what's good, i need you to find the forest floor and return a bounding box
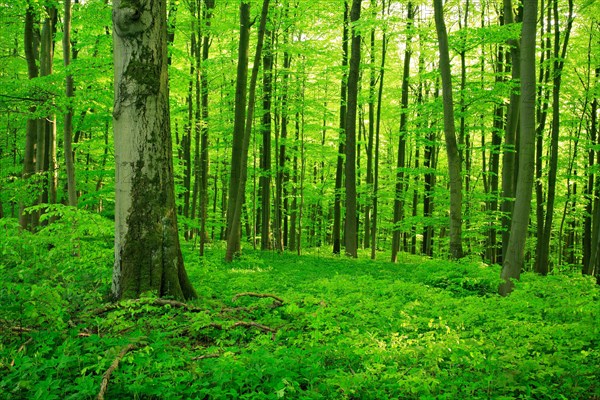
[1,215,599,399]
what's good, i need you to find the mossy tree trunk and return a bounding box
[112,0,196,301]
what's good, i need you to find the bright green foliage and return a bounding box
[1,221,598,399]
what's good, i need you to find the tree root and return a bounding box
[97,343,137,400]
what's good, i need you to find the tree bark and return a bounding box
[499,0,537,296]
[226,0,271,261]
[344,0,362,258]
[370,1,387,260]
[333,1,349,255]
[535,0,573,275]
[199,0,214,256]
[63,0,77,207]
[500,0,522,263]
[391,2,413,263]
[112,0,196,300]
[260,29,273,250]
[433,0,463,259]
[19,1,40,230]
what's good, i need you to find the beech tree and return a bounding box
[434,0,463,259]
[112,0,196,300]
[499,0,537,296]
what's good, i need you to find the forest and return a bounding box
[1,0,599,398]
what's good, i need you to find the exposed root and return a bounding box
[97,343,137,400]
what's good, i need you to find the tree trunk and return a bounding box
[199,0,214,256]
[19,1,40,230]
[63,0,77,207]
[391,2,413,263]
[224,2,251,255]
[333,1,349,255]
[226,0,271,261]
[370,1,387,260]
[112,0,196,300]
[535,0,573,275]
[260,29,273,250]
[344,0,362,258]
[500,0,522,263]
[584,66,599,274]
[433,0,463,259]
[499,0,537,296]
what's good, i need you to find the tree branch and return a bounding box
[97,343,137,400]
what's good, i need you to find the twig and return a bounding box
[231,292,285,304]
[97,343,136,400]
[10,337,33,367]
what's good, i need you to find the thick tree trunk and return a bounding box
[500,0,522,263]
[499,0,537,296]
[344,0,362,258]
[112,0,196,300]
[434,0,463,259]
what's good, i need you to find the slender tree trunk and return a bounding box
[225,2,251,254]
[260,29,273,250]
[434,0,463,259]
[364,0,376,250]
[499,0,537,296]
[582,65,600,275]
[371,0,387,260]
[63,0,77,207]
[112,0,196,300]
[333,1,349,255]
[199,0,214,256]
[20,1,40,230]
[392,2,413,263]
[226,0,271,261]
[535,0,573,275]
[344,0,362,258]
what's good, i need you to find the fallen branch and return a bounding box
[231,292,284,305]
[97,343,136,400]
[10,337,33,367]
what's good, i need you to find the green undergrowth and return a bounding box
[1,215,599,399]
